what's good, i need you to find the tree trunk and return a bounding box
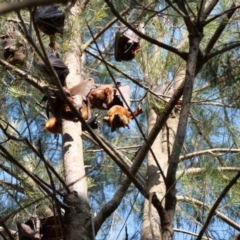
[141,70,184,239]
[62,2,93,239]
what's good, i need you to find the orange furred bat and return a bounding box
[81,100,89,120]
[35,5,65,35]
[44,117,62,134]
[103,105,143,132]
[68,78,131,110]
[88,87,114,109]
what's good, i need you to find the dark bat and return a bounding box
[43,85,80,122]
[103,105,142,132]
[85,114,98,130]
[1,29,27,66]
[114,23,143,62]
[43,85,92,123]
[37,52,69,86]
[35,5,65,35]
[48,52,69,86]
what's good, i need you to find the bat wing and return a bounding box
[48,53,67,69]
[36,6,64,20]
[116,85,130,108]
[69,78,96,97]
[118,23,141,43]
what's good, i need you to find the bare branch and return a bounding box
[84,145,141,153]
[204,5,240,26]
[178,196,240,232]
[174,228,212,240]
[164,0,187,17]
[94,178,131,234]
[202,0,219,22]
[0,180,24,193]
[83,132,146,188]
[0,197,46,224]
[0,58,45,93]
[197,0,206,25]
[197,172,240,240]
[179,148,240,161]
[203,3,236,56]
[130,77,185,185]
[0,161,21,182]
[0,0,68,16]
[177,167,240,177]
[208,41,240,60]
[0,144,56,199]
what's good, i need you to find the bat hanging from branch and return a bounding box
[103,105,143,132]
[42,78,132,133]
[69,78,131,110]
[0,27,27,66]
[43,85,80,122]
[34,5,65,36]
[37,50,69,86]
[42,84,97,132]
[114,22,144,62]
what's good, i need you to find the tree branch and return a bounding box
[197,172,240,239]
[203,3,236,56]
[179,148,240,161]
[165,33,202,223]
[174,228,212,240]
[207,41,240,60]
[178,195,240,232]
[83,132,146,188]
[0,180,24,193]
[204,5,240,26]
[177,167,240,177]
[0,197,46,224]
[0,144,56,199]
[0,0,68,15]
[94,178,132,234]
[0,59,45,93]
[202,0,219,22]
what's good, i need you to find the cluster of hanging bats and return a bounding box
[1,5,143,135]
